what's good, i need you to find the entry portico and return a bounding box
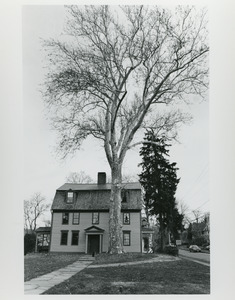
[85,226,105,254]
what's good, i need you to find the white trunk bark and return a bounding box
[108,163,124,254]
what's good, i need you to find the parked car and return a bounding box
[189,245,201,252]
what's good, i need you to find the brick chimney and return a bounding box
[97,172,106,185]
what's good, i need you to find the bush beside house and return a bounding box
[163,245,179,256]
[24,233,36,255]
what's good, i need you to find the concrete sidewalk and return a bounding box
[24,255,95,295]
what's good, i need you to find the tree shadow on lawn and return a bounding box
[43,259,210,294]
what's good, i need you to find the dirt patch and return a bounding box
[93,252,160,265]
[89,254,179,268]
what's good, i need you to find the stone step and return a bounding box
[78,256,95,261]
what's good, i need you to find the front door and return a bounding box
[88,235,100,255]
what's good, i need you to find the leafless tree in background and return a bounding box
[192,209,203,223]
[24,192,50,232]
[178,200,191,227]
[66,171,94,183]
[43,219,51,227]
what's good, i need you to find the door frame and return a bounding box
[87,234,100,255]
[85,233,103,254]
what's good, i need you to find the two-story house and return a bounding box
[50,172,142,254]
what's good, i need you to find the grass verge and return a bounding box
[24,253,82,281]
[43,259,210,294]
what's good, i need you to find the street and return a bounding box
[179,249,210,265]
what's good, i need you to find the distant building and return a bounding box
[35,227,51,252]
[192,216,210,244]
[50,172,146,254]
[142,228,154,252]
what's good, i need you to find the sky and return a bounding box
[22,5,209,226]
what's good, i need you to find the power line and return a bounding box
[195,199,210,210]
[185,180,209,203]
[193,163,209,185]
[180,163,209,202]
[188,212,209,223]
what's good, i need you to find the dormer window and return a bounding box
[67,191,74,203]
[121,190,128,203]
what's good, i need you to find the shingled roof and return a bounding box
[57,182,141,191]
[35,227,51,233]
[51,182,142,211]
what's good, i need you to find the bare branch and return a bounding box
[42,5,208,170]
[24,193,50,231]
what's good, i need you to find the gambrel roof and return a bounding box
[57,182,141,191]
[51,182,142,211]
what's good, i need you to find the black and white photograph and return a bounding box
[1,0,235,299]
[23,4,210,295]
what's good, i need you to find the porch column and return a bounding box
[99,234,102,253]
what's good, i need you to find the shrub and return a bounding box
[154,245,179,256]
[153,244,161,253]
[24,233,36,255]
[163,245,179,256]
[192,236,208,247]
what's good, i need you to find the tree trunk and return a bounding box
[108,163,124,254]
[159,213,165,252]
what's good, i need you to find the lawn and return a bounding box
[24,252,83,281]
[43,258,210,294]
[92,252,160,265]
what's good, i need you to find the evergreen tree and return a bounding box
[169,206,184,242]
[187,223,193,243]
[139,130,181,251]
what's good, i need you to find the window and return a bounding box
[60,231,68,245]
[71,231,79,245]
[73,212,80,225]
[37,233,50,247]
[62,212,69,224]
[123,212,130,225]
[123,231,131,246]
[121,190,128,202]
[92,212,99,224]
[67,191,74,203]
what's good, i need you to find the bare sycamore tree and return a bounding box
[24,193,50,232]
[42,5,209,253]
[66,171,94,183]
